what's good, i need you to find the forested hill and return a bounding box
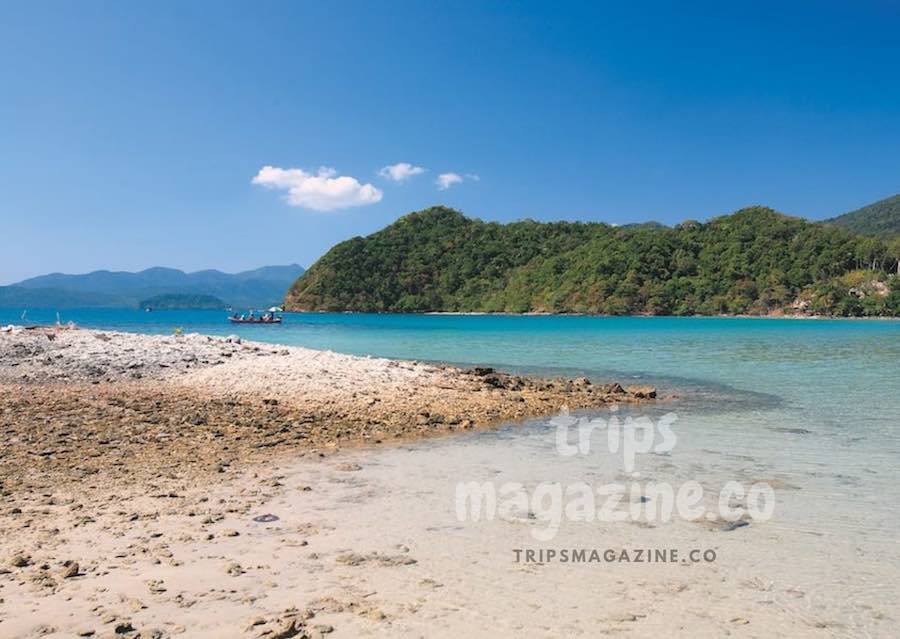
[823,194,900,237]
[285,206,900,317]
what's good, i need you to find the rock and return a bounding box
[252,513,280,523]
[147,579,167,594]
[720,519,750,532]
[625,385,656,399]
[223,529,240,537]
[226,562,244,576]
[269,619,303,639]
[335,552,367,566]
[610,613,638,622]
[114,621,135,634]
[250,616,306,639]
[336,552,416,567]
[60,560,79,578]
[225,335,242,344]
[10,553,30,568]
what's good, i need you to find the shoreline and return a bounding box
[2,326,897,638]
[5,312,900,325]
[415,311,900,321]
[0,326,658,638]
[0,326,654,489]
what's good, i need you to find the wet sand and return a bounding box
[4,426,895,639]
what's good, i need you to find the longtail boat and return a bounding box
[228,315,283,324]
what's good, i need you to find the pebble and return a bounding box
[61,560,79,578]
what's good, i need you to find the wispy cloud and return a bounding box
[379,162,426,183]
[252,165,383,211]
[436,172,479,190]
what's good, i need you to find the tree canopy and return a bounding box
[286,206,900,317]
[824,194,900,237]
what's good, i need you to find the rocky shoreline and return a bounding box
[0,327,657,638]
[1,327,654,490]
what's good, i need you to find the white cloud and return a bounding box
[252,165,383,211]
[379,162,426,182]
[436,172,479,190]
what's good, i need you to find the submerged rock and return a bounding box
[625,385,656,398]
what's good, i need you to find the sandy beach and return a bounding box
[0,327,660,638]
[1,326,898,638]
[2,324,898,639]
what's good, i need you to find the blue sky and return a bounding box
[1,1,899,284]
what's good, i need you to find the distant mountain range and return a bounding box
[823,194,900,237]
[0,265,304,309]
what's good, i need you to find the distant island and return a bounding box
[286,198,900,317]
[0,264,304,309]
[139,293,228,310]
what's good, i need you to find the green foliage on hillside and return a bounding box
[139,293,227,310]
[286,206,900,317]
[824,194,900,237]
